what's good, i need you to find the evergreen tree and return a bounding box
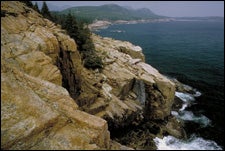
[33,2,40,13]
[53,14,66,26]
[63,13,78,34]
[55,12,103,69]
[63,13,79,43]
[41,1,52,20]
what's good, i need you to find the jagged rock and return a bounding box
[93,35,145,61]
[1,63,110,150]
[1,1,110,150]
[91,34,175,123]
[163,117,187,139]
[87,34,184,150]
[118,45,145,62]
[3,0,84,100]
[1,1,179,150]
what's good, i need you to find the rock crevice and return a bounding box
[56,47,81,99]
[1,2,111,150]
[1,1,183,150]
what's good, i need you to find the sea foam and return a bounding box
[173,91,211,127]
[175,91,195,102]
[172,110,211,127]
[154,135,222,150]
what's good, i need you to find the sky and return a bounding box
[33,1,224,17]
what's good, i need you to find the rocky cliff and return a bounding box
[1,1,180,150]
[1,1,110,150]
[86,34,175,124]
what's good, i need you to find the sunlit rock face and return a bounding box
[1,1,82,99]
[1,1,177,150]
[1,1,110,150]
[87,34,175,127]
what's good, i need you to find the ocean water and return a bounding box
[94,20,224,149]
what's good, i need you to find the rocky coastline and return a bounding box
[88,18,175,31]
[1,1,186,150]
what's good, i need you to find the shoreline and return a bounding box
[88,18,175,31]
[88,17,224,31]
[92,22,224,149]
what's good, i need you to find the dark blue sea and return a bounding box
[94,20,224,149]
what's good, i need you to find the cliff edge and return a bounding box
[1,1,180,150]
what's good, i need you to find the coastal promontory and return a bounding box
[1,1,184,150]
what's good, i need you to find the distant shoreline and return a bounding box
[88,16,224,31]
[88,18,175,31]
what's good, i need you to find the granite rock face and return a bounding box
[1,1,177,150]
[1,64,110,150]
[81,34,176,128]
[88,35,185,150]
[1,1,110,150]
[1,1,82,98]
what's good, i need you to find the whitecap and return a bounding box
[154,135,222,150]
[175,91,195,102]
[179,103,188,111]
[173,91,211,127]
[172,110,211,127]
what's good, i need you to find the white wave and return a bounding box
[171,110,211,127]
[174,91,211,127]
[181,83,202,97]
[179,103,188,111]
[154,135,222,150]
[175,91,200,111]
[175,91,202,111]
[175,92,195,102]
[165,76,202,97]
[167,80,218,150]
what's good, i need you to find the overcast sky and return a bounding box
[33,1,224,17]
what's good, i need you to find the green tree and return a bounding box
[84,52,103,69]
[63,13,78,34]
[33,2,40,13]
[41,1,52,20]
[54,12,103,69]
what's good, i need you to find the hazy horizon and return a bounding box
[32,1,224,17]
